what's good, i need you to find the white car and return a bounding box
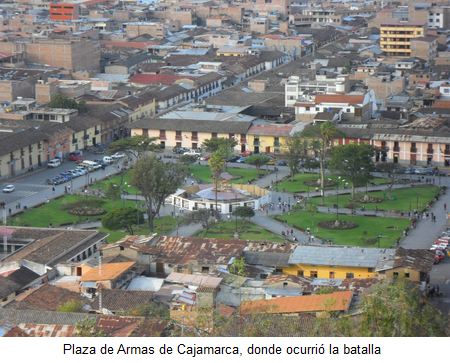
[2,184,15,193]
[111,152,125,159]
[183,150,201,157]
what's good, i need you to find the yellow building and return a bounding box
[380,22,425,56]
[118,92,156,122]
[247,124,295,154]
[282,246,434,283]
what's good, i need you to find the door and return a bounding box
[92,137,96,146]
[254,146,259,154]
[241,144,246,153]
[265,146,271,153]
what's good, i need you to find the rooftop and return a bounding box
[81,262,136,282]
[240,291,353,314]
[288,246,396,269]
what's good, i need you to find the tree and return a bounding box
[229,256,246,276]
[208,151,226,212]
[232,206,255,221]
[75,318,107,337]
[130,155,187,231]
[329,144,374,198]
[108,135,158,159]
[286,134,308,177]
[179,154,198,165]
[301,122,340,201]
[182,209,217,230]
[57,299,84,313]
[104,182,121,200]
[245,154,270,174]
[48,94,87,112]
[317,279,447,337]
[125,303,169,320]
[376,162,401,199]
[102,207,144,235]
[202,137,237,155]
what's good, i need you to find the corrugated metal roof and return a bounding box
[288,246,395,268]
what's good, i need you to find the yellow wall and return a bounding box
[70,126,100,152]
[247,134,288,154]
[380,25,424,54]
[382,267,421,282]
[283,264,377,279]
[0,142,45,178]
[129,100,156,122]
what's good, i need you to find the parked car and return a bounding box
[47,158,62,168]
[103,156,113,164]
[111,152,125,160]
[2,184,15,193]
[68,151,83,162]
[276,160,287,166]
[236,157,247,163]
[173,146,189,154]
[183,150,201,157]
[227,155,240,163]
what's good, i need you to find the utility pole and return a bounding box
[3,207,7,257]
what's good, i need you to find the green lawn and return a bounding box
[91,172,140,195]
[100,216,176,243]
[275,211,409,248]
[275,173,389,193]
[195,221,284,242]
[189,165,267,184]
[9,194,176,243]
[308,185,440,212]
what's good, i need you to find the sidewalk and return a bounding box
[251,213,323,245]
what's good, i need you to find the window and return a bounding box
[211,132,217,139]
[346,272,354,279]
[404,272,410,278]
[368,268,374,273]
[283,282,288,287]
[191,131,198,141]
[202,266,210,273]
[393,272,399,278]
[175,130,182,140]
[309,271,318,278]
[297,270,304,277]
[329,271,335,279]
[315,107,320,111]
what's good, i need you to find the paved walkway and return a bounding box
[251,213,324,245]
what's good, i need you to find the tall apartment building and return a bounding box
[380,22,425,56]
[49,3,79,21]
[25,38,100,72]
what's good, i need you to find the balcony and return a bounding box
[427,148,434,154]
[410,147,417,153]
[159,135,166,141]
[175,135,182,141]
[191,136,198,141]
[253,140,260,146]
[274,141,281,147]
[393,146,400,152]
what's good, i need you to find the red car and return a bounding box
[68,151,83,162]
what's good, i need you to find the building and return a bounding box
[0,227,107,269]
[101,234,248,276]
[380,22,425,57]
[123,22,167,39]
[283,246,395,280]
[410,36,438,61]
[49,3,79,21]
[282,245,433,282]
[80,262,137,297]
[130,104,254,152]
[240,290,353,316]
[294,93,374,122]
[246,124,297,154]
[285,75,349,107]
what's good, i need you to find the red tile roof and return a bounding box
[240,291,353,314]
[434,100,450,109]
[129,73,193,85]
[315,94,365,105]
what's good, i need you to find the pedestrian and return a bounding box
[311,235,315,243]
[290,228,294,236]
[445,203,447,211]
[8,208,11,214]
[52,186,55,192]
